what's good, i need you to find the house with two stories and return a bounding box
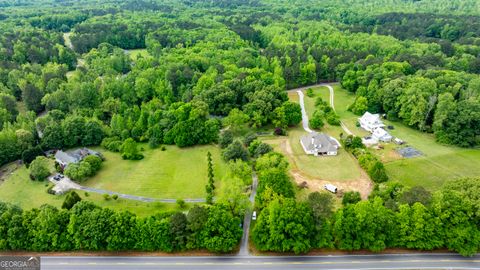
[359,112,393,144]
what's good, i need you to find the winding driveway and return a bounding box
[51,176,205,203]
[289,83,353,135]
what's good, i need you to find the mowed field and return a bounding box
[83,144,228,199]
[0,162,183,217]
[327,84,480,190]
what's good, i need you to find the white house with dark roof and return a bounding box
[300,132,340,156]
[358,112,385,132]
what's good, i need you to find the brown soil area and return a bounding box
[269,138,373,199]
[0,161,21,182]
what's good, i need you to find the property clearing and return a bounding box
[328,85,480,190]
[83,144,228,199]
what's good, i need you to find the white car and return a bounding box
[252,211,257,220]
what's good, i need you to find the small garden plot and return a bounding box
[396,146,423,158]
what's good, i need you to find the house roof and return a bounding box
[301,132,339,153]
[359,112,383,125]
[54,150,80,165]
[54,148,101,165]
[373,128,392,138]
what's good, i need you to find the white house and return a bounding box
[300,132,339,156]
[358,112,385,132]
[372,127,393,142]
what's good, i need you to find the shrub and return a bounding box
[101,137,122,152]
[46,185,56,195]
[64,161,92,181]
[177,199,186,209]
[62,191,82,209]
[342,191,361,205]
[112,194,118,200]
[103,194,111,200]
[309,112,324,130]
[83,155,102,172]
[306,88,314,97]
[29,156,50,181]
[274,127,284,136]
[222,140,248,161]
[326,111,341,126]
[243,132,258,147]
[219,130,234,149]
[120,138,144,160]
[22,146,44,166]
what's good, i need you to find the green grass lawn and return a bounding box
[0,144,225,216]
[83,144,228,199]
[381,120,480,190]
[328,85,480,190]
[285,127,362,181]
[269,89,363,182]
[303,86,369,138]
[0,163,183,217]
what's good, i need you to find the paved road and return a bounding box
[41,253,480,270]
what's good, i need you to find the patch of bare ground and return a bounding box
[268,138,373,199]
[0,161,21,182]
[291,169,373,200]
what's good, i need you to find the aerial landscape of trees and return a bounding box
[0,0,478,255]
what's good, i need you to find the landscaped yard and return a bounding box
[0,162,181,217]
[83,144,228,199]
[327,85,480,190]
[264,88,364,183]
[381,120,480,190]
[0,144,227,216]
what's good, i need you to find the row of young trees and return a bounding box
[252,152,480,256]
[0,201,242,253]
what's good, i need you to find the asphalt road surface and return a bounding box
[41,253,480,270]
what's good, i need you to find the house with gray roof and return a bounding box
[55,148,102,170]
[300,132,340,156]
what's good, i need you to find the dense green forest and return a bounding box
[0,0,479,255]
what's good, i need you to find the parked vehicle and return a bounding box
[324,184,338,193]
[252,211,257,220]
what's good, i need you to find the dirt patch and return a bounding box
[291,169,373,200]
[264,137,373,199]
[0,161,21,182]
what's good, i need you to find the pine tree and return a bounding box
[205,151,215,204]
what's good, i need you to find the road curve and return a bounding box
[41,253,480,270]
[288,83,353,135]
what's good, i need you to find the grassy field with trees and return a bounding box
[0,0,479,255]
[83,145,228,199]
